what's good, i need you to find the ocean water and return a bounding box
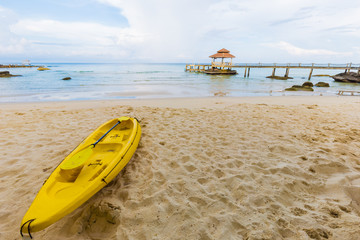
[0,63,359,103]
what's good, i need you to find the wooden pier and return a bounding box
[185,64,212,72]
[187,48,238,75]
[185,63,360,80]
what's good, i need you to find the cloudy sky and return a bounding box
[1,0,359,63]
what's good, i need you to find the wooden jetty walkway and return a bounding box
[185,63,360,80]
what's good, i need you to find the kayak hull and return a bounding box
[21,117,141,235]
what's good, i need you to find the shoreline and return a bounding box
[1,95,360,239]
[1,95,360,110]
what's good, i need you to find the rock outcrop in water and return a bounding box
[285,85,314,92]
[285,82,314,91]
[332,72,360,83]
[302,82,313,87]
[0,71,21,77]
[266,75,293,80]
[315,82,330,87]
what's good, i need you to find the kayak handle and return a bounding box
[20,218,35,239]
[91,121,121,148]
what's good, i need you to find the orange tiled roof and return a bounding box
[209,48,235,58]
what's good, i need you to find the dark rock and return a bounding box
[302,82,314,87]
[332,72,360,83]
[62,77,72,80]
[285,85,314,91]
[301,86,314,91]
[0,71,21,77]
[315,82,330,87]
[0,71,10,76]
[266,75,293,80]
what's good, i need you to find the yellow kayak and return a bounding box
[20,117,141,238]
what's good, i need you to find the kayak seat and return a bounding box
[59,147,93,182]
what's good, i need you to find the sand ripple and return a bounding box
[1,98,360,239]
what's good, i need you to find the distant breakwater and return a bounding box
[0,64,41,68]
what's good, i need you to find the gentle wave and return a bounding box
[0,63,358,102]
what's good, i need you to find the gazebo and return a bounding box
[204,48,237,74]
[209,48,235,69]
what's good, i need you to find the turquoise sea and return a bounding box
[0,63,359,103]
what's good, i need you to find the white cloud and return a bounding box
[0,38,28,54]
[265,41,352,56]
[3,17,149,60]
[11,19,145,47]
[1,1,360,62]
[94,0,360,62]
[0,7,28,54]
[96,0,215,61]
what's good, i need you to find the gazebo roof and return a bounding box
[209,48,235,58]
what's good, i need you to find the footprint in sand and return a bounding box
[344,175,360,213]
[65,201,121,238]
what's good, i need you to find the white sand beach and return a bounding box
[1,96,360,239]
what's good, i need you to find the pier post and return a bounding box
[247,68,250,77]
[308,68,313,80]
[272,68,276,77]
[308,63,314,80]
[244,68,247,77]
[284,68,290,78]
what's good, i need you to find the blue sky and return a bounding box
[1,0,128,27]
[1,0,360,63]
